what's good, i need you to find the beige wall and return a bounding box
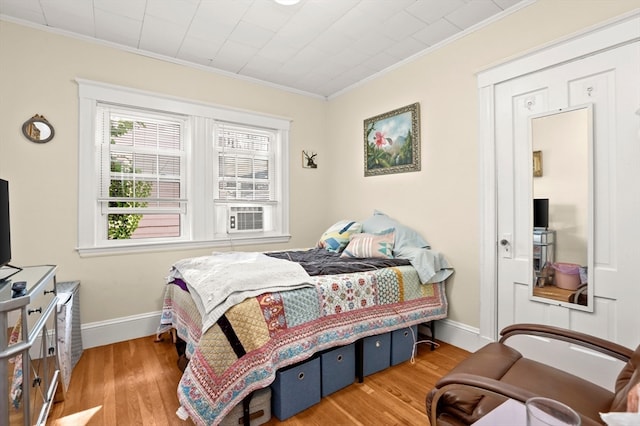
[0,21,329,323]
[325,1,638,327]
[533,109,589,266]
[0,0,637,331]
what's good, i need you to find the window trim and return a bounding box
[76,78,291,256]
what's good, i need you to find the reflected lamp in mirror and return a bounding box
[22,114,54,143]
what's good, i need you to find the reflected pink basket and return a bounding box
[552,262,581,290]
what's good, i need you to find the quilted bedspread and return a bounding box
[160,263,448,425]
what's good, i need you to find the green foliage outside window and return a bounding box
[108,121,152,239]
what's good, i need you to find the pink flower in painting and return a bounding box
[374,131,393,148]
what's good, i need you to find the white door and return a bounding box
[494,41,640,389]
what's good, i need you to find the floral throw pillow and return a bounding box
[317,220,363,253]
[341,228,395,259]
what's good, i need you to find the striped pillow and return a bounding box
[341,228,395,259]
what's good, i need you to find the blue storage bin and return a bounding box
[362,332,391,376]
[391,325,417,366]
[271,356,321,420]
[321,343,355,397]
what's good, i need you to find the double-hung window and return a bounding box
[77,79,290,255]
[212,123,275,234]
[98,105,186,241]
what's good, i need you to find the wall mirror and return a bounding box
[529,104,594,312]
[22,114,55,143]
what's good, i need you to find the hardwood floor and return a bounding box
[48,335,470,425]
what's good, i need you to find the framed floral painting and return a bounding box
[364,102,421,176]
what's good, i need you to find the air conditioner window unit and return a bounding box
[228,206,263,233]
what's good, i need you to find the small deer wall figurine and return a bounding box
[303,150,317,168]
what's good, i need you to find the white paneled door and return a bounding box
[493,40,640,390]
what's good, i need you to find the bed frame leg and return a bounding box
[356,339,364,383]
[241,392,254,426]
[419,321,436,350]
[430,321,436,350]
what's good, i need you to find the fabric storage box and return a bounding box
[362,332,391,376]
[391,325,417,366]
[220,387,271,426]
[321,343,355,397]
[271,356,321,420]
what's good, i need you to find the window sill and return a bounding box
[77,234,292,257]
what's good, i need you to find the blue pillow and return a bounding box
[362,210,430,252]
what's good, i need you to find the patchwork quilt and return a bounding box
[160,259,448,425]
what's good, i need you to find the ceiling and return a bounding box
[0,0,528,98]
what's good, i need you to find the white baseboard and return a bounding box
[71,312,490,353]
[432,318,494,353]
[29,311,162,359]
[81,311,163,349]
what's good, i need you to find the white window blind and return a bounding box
[215,123,273,202]
[97,104,186,239]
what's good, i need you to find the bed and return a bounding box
[158,213,453,425]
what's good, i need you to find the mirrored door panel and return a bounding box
[529,104,593,310]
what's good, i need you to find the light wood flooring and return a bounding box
[48,335,470,425]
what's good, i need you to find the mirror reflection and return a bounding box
[530,105,592,309]
[22,114,54,143]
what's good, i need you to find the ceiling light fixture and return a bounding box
[274,0,300,5]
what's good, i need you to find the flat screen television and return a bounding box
[534,198,549,229]
[0,178,10,268]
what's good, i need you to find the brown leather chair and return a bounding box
[427,323,639,426]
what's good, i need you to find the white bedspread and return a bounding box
[170,252,312,333]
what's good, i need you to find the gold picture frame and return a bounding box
[533,150,543,177]
[364,103,420,176]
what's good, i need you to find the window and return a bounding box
[99,106,186,241]
[77,79,290,255]
[215,123,272,202]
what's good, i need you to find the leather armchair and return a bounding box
[426,324,639,426]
